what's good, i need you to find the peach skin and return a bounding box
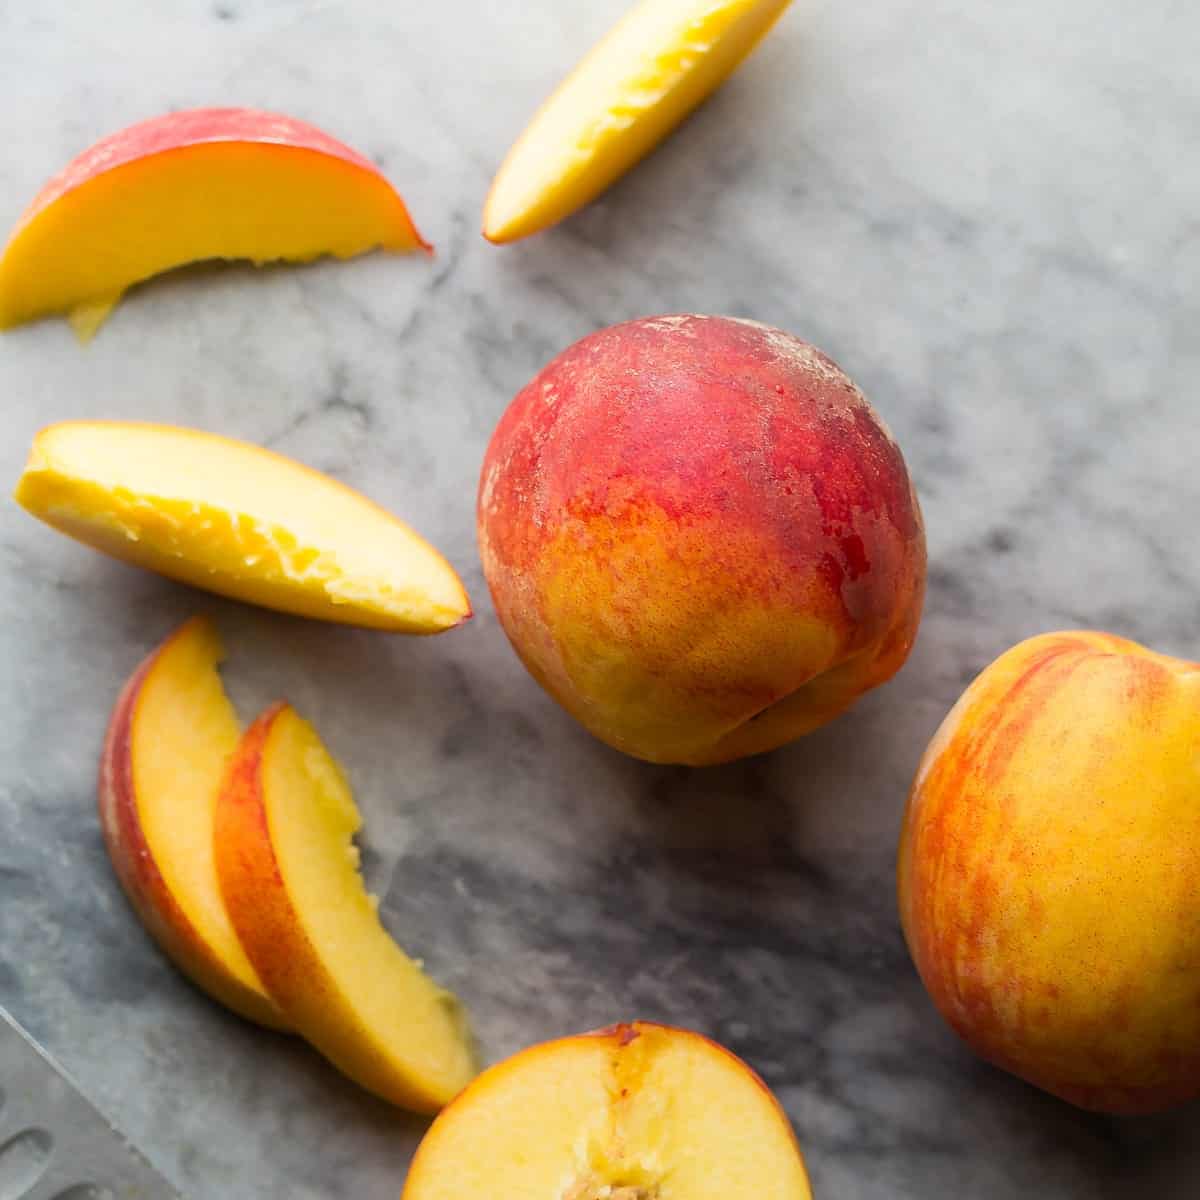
[215,703,476,1112]
[478,314,926,765]
[403,1021,813,1200]
[98,617,287,1029]
[898,631,1200,1113]
[0,107,429,338]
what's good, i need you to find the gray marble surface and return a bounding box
[1,1,1197,1197]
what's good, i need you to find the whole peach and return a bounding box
[898,631,1200,1112]
[477,314,926,765]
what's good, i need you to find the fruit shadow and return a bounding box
[184,1000,434,1174]
[925,1049,1200,1200]
[74,248,423,338]
[98,256,291,316]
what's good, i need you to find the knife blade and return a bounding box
[0,1003,182,1199]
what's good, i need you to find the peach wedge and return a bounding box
[215,703,476,1112]
[483,0,792,243]
[15,421,470,633]
[0,107,429,338]
[99,617,286,1028]
[403,1022,813,1200]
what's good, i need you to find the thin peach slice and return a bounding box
[99,617,287,1029]
[214,703,477,1112]
[403,1021,813,1200]
[483,0,793,243]
[0,107,430,338]
[15,421,471,633]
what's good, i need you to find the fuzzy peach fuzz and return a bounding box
[478,315,926,765]
[899,631,1200,1113]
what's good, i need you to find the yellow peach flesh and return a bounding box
[484,0,793,242]
[134,622,256,985]
[15,421,470,633]
[99,617,285,1028]
[0,110,428,335]
[403,1023,812,1200]
[216,704,476,1111]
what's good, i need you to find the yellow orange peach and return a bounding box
[898,631,1200,1113]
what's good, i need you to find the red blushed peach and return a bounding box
[477,314,926,765]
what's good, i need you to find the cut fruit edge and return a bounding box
[98,618,288,1029]
[404,1021,813,1200]
[483,0,794,242]
[15,421,472,633]
[215,702,477,1112]
[1,108,431,336]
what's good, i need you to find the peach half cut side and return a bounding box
[0,106,430,338]
[403,1021,813,1200]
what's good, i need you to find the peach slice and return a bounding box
[14,421,471,633]
[404,1021,813,1200]
[483,0,793,243]
[214,703,476,1112]
[0,107,430,338]
[98,617,286,1029]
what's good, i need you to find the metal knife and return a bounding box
[0,1003,182,1198]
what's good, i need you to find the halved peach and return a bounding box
[99,617,286,1029]
[214,703,476,1112]
[484,0,793,243]
[403,1021,813,1200]
[0,107,430,337]
[15,421,471,633]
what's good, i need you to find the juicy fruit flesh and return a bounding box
[406,1025,811,1200]
[567,1186,654,1200]
[0,140,421,331]
[485,0,792,241]
[132,620,266,998]
[263,708,475,1101]
[15,421,468,632]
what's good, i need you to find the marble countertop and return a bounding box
[1,2,1197,1197]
